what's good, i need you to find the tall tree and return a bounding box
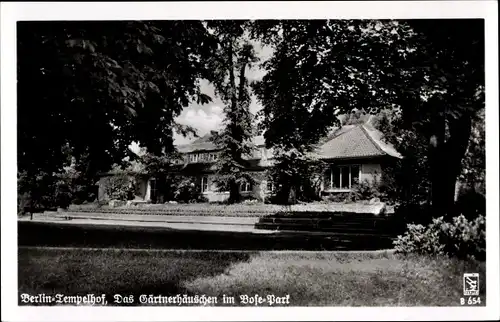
[207,21,258,203]
[252,19,484,217]
[251,21,327,203]
[18,21,216,207]
[407,20,484,219]
[370,109,434,223]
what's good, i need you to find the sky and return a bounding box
[130,41,273,154]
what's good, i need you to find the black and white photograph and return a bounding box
[1,1,498,321]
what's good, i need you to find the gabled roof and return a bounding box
[171,158,268,173]
[175,124,401,160]
[315,124,402,160]
[176,134,216,153]
[361,123,402,159]
[176,134,266,154]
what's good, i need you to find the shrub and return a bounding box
[173,177,206,203]
[104,174,136,201]
[18,192,32,215]
[394,215,485,260]
[347,177,397,204]
[242,198,259,205]
[322,192,350,203]
[347,179,381,202]
[268,150,324,205]
[454,187,485,220]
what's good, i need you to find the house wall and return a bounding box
[200,171,268,202]
[98,162,385,203]
[193,162,384,200]
[320,161,383,194]
[201,174,228,203]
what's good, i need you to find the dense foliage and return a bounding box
[251,19,484,218]
[370,101,486,223]
[18,20,485,220]
[171,177,208,203]
[18,21,216,210]
[104,174,137,201]
[394,215,486,260]
[265,148,325,204]
[18,163,98,213]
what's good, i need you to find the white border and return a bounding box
[1,1,498,321]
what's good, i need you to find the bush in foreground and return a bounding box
[393,215,485,260]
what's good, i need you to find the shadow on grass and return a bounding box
[18,221,395,250]
[18,248,254,306]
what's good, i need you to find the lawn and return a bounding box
[18,248,486,306]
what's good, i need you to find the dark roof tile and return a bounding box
[175,124,401,160]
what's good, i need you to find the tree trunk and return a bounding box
[275,173,298,205]
[428,97,448,219]
[228,179,240,204]
[276,184,291,205]
[429,107,473,219]
[443,112,473,218]
[276,187,295,205]
[226,38,242,204]
[288,186,297,204]
[237,59,247,105]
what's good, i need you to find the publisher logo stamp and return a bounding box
[463,273,479,296]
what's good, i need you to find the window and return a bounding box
[341,166,350,189]
[324,165,360,190]
[189,153,198,163]
[201,176,209,193]
[240,180,252,192]
[266,180,275,192]
[351,165,360,185]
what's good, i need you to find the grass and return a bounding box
[18,248,486,306]
[18,248,252,306]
